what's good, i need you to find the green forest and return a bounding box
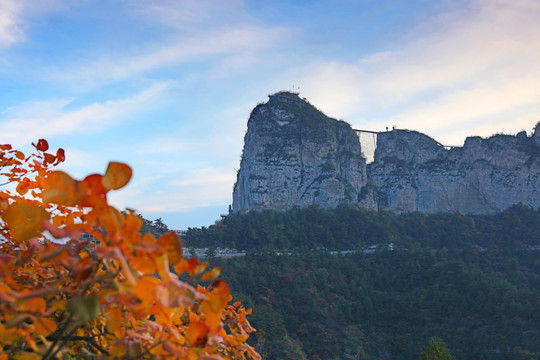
[180,205,540,360]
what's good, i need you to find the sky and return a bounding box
[1,0,540,230]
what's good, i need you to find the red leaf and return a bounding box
[36,139,49,152]
[55,148,65,163]
[43,153,55,165]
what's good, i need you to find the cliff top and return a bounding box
[269,91,301,100]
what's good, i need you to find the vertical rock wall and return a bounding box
[368,128,540,214]
[232,92,368,212]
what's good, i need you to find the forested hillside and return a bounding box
[184,206,540,359]
[183,204,539,252]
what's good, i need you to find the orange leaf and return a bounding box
[162,341,187,357]
[154,278,196,308]
[15,151,25,160]
[201,267,221,281]
[158,231,183,265]
[36,139,48,152]
[174,258,189,275]
[21,297,46,314]
[132,255,159,276]
[80,174,109,208]
[0,283,18,303]
[134,276,160,302]
[3,201,50,243]
[41,171,80,206]
[106,307,123,333]
[102,162,132,190]
[15,178,32,195]
[41,220,83,240]
[193,261,208,277]
[34,317,57,336]
[185,321,209,347]
[199,281,230,331]
[182,258,207,277]
[189,312,200,323]
[210,280,230,310]
[81,174,107,197]
[124,211,143,235]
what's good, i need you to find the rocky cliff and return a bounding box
[232,91,367,212]
[233,91,540,214]
[369,128,540,214]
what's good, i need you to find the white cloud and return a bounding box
[131,0,247,30]
[293,0,540,144]
[0,82,169,146]
[47,25,290,90]
[169,167,235,187]
[0,0,23,48]
[0,0,67,49]
[108,167,235,213]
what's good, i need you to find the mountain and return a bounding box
[233,91,369,212]
[233,91,540,214]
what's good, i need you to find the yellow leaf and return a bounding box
[102,162,132,190]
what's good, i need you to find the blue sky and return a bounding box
[1,0,539,229]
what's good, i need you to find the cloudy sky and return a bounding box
[1,0,539,229]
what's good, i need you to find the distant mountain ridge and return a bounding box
[232,91,540,214]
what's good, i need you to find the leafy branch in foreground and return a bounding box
[0,140,260,359]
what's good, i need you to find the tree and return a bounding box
[0,140,260,359]
[418,337,455,360]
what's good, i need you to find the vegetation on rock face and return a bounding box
[0,140,259,359]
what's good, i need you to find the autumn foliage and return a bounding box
[0,140,260,359]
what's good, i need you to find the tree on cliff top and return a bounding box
[0,140,260,359]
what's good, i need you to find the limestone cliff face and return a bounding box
[368,128,540,214]
[233,91,540,215]
[232,92,367,212]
